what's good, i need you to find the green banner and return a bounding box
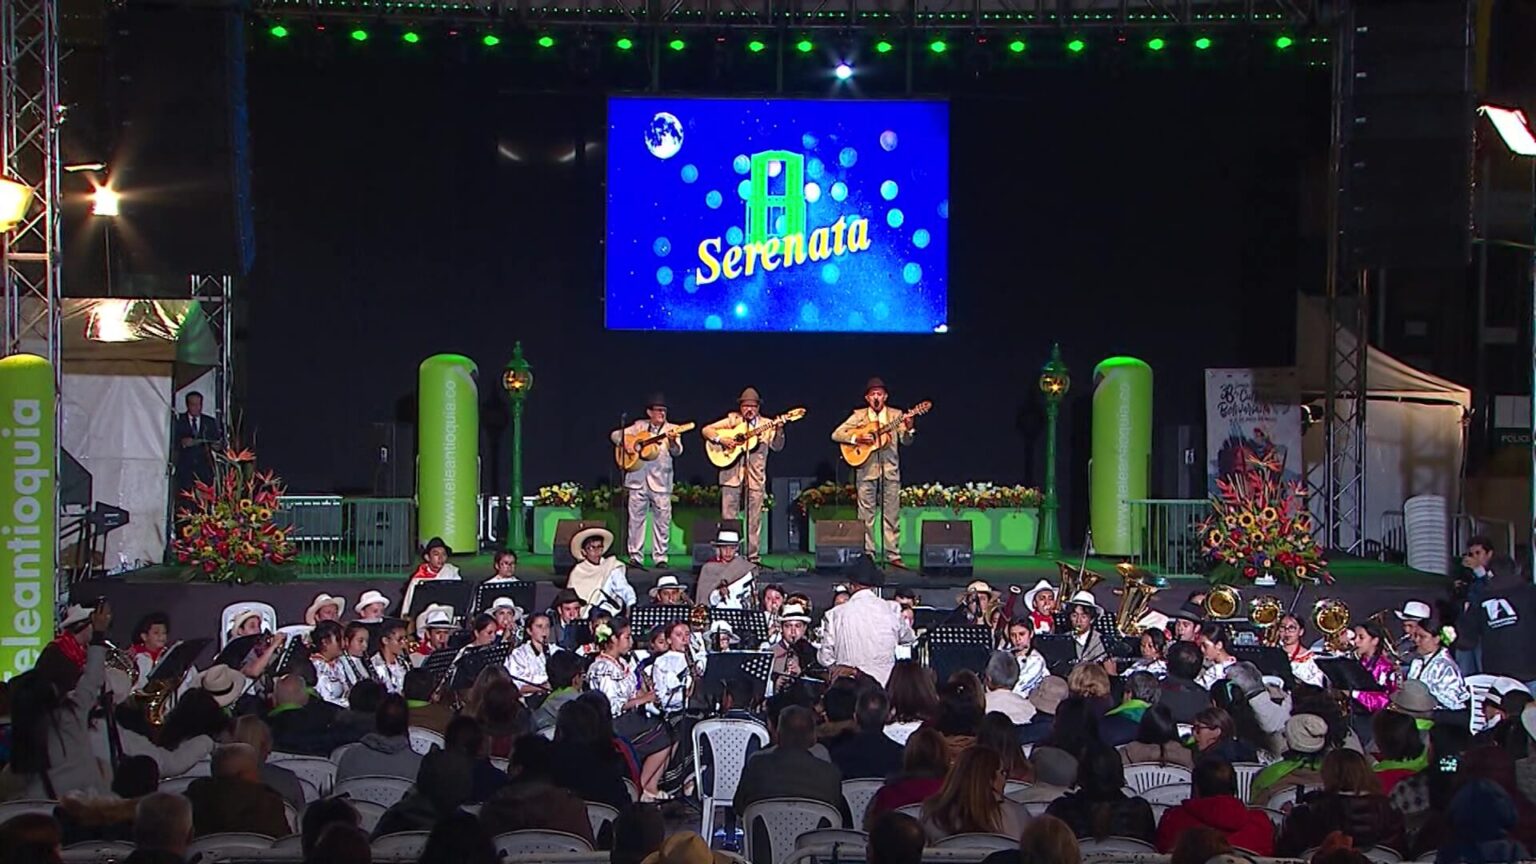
[417,354,479,552]
[0,354,55,678]
[1090,356,1153,556]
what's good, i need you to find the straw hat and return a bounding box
[1286,714,1330,754]
[570,526,615,560]
[780,603,812,624]
[649,574,685,599]
[1066,590,1101,614]
[60,604,94,631]
[1390,680,1438,719]
[197,665,248,709]
[304,593,345,627]
[414,603,456,636]
[354,590,391,616]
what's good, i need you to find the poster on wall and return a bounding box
[1204,368,1303,495]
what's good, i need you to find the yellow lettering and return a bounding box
[695,238,723,286]
[847,218,870,252]
[743,242,764,276]
[809,227,831,261]
[782,233,807,266]
[722,246,744,280]
[832,216,847,255]
[761,238,782,271]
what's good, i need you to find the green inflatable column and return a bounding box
[0,354,56,678]
[1089,357,1153,556]
[418,355,480,553]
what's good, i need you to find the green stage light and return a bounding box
[747,40,766,53]
[1066,37,1086,53]
[533,35,553,48]
[1193,36,1212,50]
[349,28,368,42]
[796,39,813,52]
[928,39,947,54]
[875,40,894,53]
[1146,36,1165,51]
[268,24,289,38]
[615,36,634,50]
[1008,39,1026,53]
[402,30,420,43]
[1274,34,1294,49]
[668,38,686,51]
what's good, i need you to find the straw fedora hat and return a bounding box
[570,526,615,560]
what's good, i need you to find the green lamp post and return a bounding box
[1038,343,1070,556]
[501,342,534,550]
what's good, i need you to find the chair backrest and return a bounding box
[270,753,338,797]
[283,801,298,835]
[1261,808,1286,829]
[491,756,510,773]
[271,835,305,851]
[172,759,213,779]
[1022,801,1049,818]
[371,831,432,856]
[352,800,386,834]
[931,833,1019,850]
[1147,802,1169,823]
[158,776,198,795]
[693,718,771,802]
[585,801,620,844]
[187,832,280,861]
[741,798,844,864]
[1362,847,1404,863]
[795,829,870,850]
[841,779,883,828]
[1138,783,1190,806]
[60,840,135,863]
[335,774,415,808]
[537,725,557,740]
[1266,783,1307,810]
[220,602,278,649]
[329,743,355,764]
[1123,762,1192,794]
[895,803,925,820]
[1077,836,1158,853]
[492,830,595,855]
[1232,762,1264,804]
[623,777,640,803]
[0,800,59,824]
[296,776,320,804]
[1002,780,1030,798]
[408,726,444,755]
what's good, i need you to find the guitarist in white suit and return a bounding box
[703,387,784,562]
[610,393,684,567]
[831,378,916,567]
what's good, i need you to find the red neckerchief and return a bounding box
[411,562,442,580]
[52,632,87,669]
[1030,611,1055,634]
[130,644,166,663]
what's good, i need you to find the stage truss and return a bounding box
[190,274,236,425]
[1,0,60,367]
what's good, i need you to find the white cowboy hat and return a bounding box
[1137,610,1171,632]
[228,607,265,634]
[483,596,520,616]
[780,603,812,624]
[1066,590,1101,614]
[1023,579,1057,610]
[964,580,996,595]
[570,526,615,560]
[649,574,684,598]
[304,594,345,627]
[1395,600,1433,622]
[707,620,740,644]
[60,604,94,631]
[354,590,391,616]
[712,529,742,546]
[415,603,456,636]
[832,584,851,595]
[197,664,248,709]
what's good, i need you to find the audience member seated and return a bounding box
[983,651,1035,725]
[929,672,986,766]
[336,694,422,783]
[1017,815,1080,864]
[1018,676,1068,746]
[230,716,306,812]
[1154,757,1274,855]
[868,810,926,864]
[1371,708,1427,795]
[305,823,371,864]
[918,746,1030,841]
[267,673,339,756]
[57,755,157,845]
[124,793,194,864]
[735,704,849,823]
[642,832,733,864]
[1518,705,1536,808]
[883,661,939,745]
[374,718,486,836]
[1013,734,1077,805]
[418,810,497,864]
[1045,743,1156,843]
[330,680,384,743]
[185,743,290,838]
[117,689,225,780]
[1208,678,1279,760]
[1392,723,1469,851]
[1252,713,1333,806]
[828,686,904,780]
[818,682,859,746]
[978,712,1033,783]
[1191,706,1257,765]
[1029,696,1101,788]
[543,696,631,810]
[1276,749,1404,857]
[1412,744,1536,857]
[533,651,586,733]
[1436,778,1531,864]
[1120,704,1194,768]
[1099,672,1159,748]
[299,797,360,857]
[867,727,949,827]
[1169,826,1234,864]
[0,812,64,864]
[480,734,594,844]
[1159,641,1211,724]
[474,679,529,758]
[1065,664,1114,720]
[404,668,453,735]
[611,803,666,864]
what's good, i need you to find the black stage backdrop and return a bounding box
[243,47,1328,538]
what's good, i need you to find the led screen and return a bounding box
[605,96,949,332]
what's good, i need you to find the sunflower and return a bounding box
[1260,507,1278,523]
[1207,529,1225,545]
[1238,513,1257,529]
[1225,516,1238,528]
[1296,565,1308,578]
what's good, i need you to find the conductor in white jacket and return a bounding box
[818,557,915,687]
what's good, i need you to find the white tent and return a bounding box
[1295,296,1470,551]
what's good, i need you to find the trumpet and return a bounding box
[1204,585,1242,620]
[1112,562,1163,636]
[1313,598,1351,653]
[1249,595,1284,647]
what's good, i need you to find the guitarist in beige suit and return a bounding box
[832,378,916,567]
[610,393,685,567]
[702,387,785,562]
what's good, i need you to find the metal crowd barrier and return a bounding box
[274,496,416,575]
[1124,499,1209,577]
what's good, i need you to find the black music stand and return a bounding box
[697,650,772,705]
[450,641,514,690]
[709,608,768,648]
[421,646,458,692]
[271,637,311,677]
[631,604,691,636]
[1231,645,1295,691]
[149,639,211,685]
[407,581,471,619]
[920,625,993,685]
[214,634,262,670]
[472,581,537,617]
[1316,657,1386,693]
[1033,634,1079,677]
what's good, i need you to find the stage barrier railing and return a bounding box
[1125,499,1208,577]
[274,495,416,575]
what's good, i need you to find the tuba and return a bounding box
[1056,561,1103,601]
[1204,585,1242,620]
[1249,595,1284,646]
[1313,598,1351,653]
[1112,562,1163,636]
[135,678,177,726]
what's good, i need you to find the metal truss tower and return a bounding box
[1,0,60,368]
[190,274,236,424]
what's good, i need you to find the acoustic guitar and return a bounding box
[838,401,933,467]
[703,408,808,468]
[614,422,696,472]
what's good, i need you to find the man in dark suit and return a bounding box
[827,687,903,780]
[184,743,290,838]
[1159,641,1212,724]
[173,391,224,493]
[735,705,849,823]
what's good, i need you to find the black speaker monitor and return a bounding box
[553,519,608,573]
[815,520,866,572]
[691,519,741,573]
[921,520,974,577]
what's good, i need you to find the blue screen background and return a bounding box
[605,96,949,333]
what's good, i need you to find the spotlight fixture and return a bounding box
[834,62,853,80]
[1193,36,1212,50]
[615,36,634,50]
[90,185,120,218]
[875,39,894,53]
[747,39,766,53]
[1274,34,1294,49]
[796,39,813,53]
[402,30,421,43]
[1479,105,1536,156]
[1007,39,1026,53]
[1066,37,1086,53]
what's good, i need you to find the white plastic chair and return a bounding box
[1233,762,1264,803]
[220,602,278,648]
[371,831,431,857]
[0,800,58,822]
[895,803,925,819]
[1022,801,1049,818]
[1362,847,1404,863]
[1266,783,1308,810]
[1147,802,1169,823]
[841,779,883,828]
[329,743,355,764]
[408,725,445,754]
[1123,762,1192,794]
[1077,836,1158,853]
[740,798,843,864]
[537,726,557,741]
[491,756,509,773]
[932,833,1019,850]
[585,801,620,844]
[1138,784,1190,806]
[296,776,320,804]
[623,777,640,803]
[692,717,771,843]
[795,829,869,849]
[60,840,135,863]
[352,800,386,834]
[171,759,213,779]
[187,832,279,861]
[271,752,338,796]
[1261,808,1286,828]
[283,801,298,835]
[492,830,595,855]
[335,775,414,808]
[1003,780,1031,798]
[158,776,199,795]
[271,835,304,851]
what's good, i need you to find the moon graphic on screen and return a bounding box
[645,112,684,160]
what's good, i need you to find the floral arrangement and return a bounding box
[534,482,583,507]
[1197,451,1330,587]
[794,482,858,512]
[173,445,296,584]
[538,483,772,511]
[900,482,1043,510]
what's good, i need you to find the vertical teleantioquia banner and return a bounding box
[0,354,55,679]
[417,354,479,553]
